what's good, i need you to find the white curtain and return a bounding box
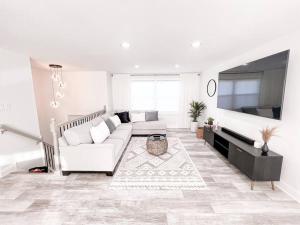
[179,73,200,128]
[112,73,200,128]
[112,74,131,111]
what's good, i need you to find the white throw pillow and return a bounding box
[63,122,93,146]
[109,115,121,127]
[131,112,145,122]
[90,121,110,144]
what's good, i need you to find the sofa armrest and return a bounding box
[59,143,116,171]
[60,143,115,152]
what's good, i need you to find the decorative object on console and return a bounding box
[260,127,277,155]
[115,111,130,123]
[189,101,207,132]
[49,64,65,109]
[145,111,158,121]
[207,79,217,97]
[207,117,214,126]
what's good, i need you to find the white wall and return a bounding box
[0,49,43,176]
[199,31,300,201]
[32,68,112,144]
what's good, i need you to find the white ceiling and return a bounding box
[1,0,300,73]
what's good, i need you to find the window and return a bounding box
[131,81,155,110]
[131,78,180,112]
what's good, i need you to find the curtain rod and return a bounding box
[112,73,201,77]
[130,74,179,76]
[130,73,201,76]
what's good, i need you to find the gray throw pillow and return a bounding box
[145,111,158,121]
[105,118,116,133]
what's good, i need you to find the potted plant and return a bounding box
[207,117,214,126]
[189,101,206,132]
[260,127,277,155]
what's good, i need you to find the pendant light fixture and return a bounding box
[49,64,65,109]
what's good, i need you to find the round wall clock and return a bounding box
[207,79,216,97]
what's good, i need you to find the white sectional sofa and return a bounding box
[57,111,166,176]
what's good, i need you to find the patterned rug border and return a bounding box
[110,137,207,190]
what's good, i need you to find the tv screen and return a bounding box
[217,50,289,120]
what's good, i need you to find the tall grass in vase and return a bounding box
[260,127,277,155]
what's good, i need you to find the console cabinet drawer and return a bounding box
[228,143,255,179]
[204,126,214,146]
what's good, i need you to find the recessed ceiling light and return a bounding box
[134,65,140,69]
[174,64,180,68]
[121,42,130,49]
[191,41,201,48]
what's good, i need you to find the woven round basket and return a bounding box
[146,135,168,156]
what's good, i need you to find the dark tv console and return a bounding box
[203,126,283,190]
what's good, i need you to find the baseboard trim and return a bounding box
[0,162,16,178]
[277,180,300,203]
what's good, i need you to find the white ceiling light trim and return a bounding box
[174,64,180,68]
[121,42,130,49]
[134,65,140,69]
[191,41,201,48]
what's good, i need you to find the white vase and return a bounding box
[190,122,198,132]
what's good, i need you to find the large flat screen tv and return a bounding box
[217,50,289,120]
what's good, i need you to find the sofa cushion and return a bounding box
[145,111,158,121]
[132,129,167,135]
[105,119,116,133]
[103,138,124,159]
[115,111,130,123]
[109,129,131,142]
[118,123,133,131]
[63,122,93,146]
[90,121,110,144]
[132,120,166,130]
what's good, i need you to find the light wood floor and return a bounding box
[1,129,300,225]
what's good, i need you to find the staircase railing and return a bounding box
[0,124,55,173]
[0,124,42,144]
[43,142,55,172]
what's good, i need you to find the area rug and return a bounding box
[110,137,206,190]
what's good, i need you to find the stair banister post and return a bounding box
[50,118,62,175]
